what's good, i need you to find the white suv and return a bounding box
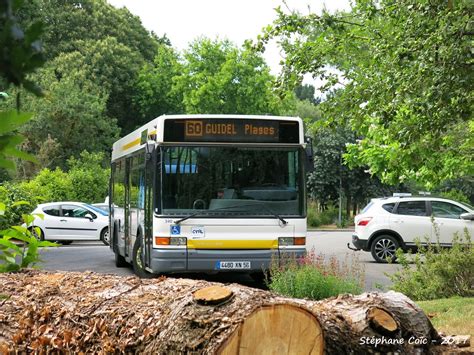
[350,196,474,263]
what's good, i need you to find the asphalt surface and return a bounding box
[40,231,399,291]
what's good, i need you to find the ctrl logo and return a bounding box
[185,120,203,137]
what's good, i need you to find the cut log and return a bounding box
[219,305,323,355]
[368,307,398,335]
[0,270,448,354]
[193,285,233,305]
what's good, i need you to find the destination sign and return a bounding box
[164,118,299,143]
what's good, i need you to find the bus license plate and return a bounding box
[217,261,251,270]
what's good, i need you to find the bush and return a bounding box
[389,232,474,300]
[307,202,353,228]
[268,251,365,300]
[67,151,109,203]
[0,183,46,230]
[307,202,321,227]
[20,168,71,202]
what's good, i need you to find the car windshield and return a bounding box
[459,201,474,211]
[160,146,305,217]
[84,204,108,216]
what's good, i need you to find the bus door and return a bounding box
[143,146,156,268]
[128,156,142,257]
[124,158,131,257]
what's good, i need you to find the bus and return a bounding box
[109,114,313,278]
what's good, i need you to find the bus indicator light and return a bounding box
[155,237,170,245]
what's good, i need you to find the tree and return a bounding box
[261,0,473,188]
[174,38,291,115]
[294,84,320,105]
[19,76,119,176]
[18,0,159,62]
[307,125,397,214]
[46,37,144,132]
[133,44,184,123]
[18,0,168,133]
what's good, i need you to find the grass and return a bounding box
[417,297,474,338]
[267,250,365,300]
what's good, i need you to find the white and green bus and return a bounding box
[109,115,312,278]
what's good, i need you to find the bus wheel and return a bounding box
[132,238,155,278]
[113,231,127,268]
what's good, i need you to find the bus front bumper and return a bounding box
[148,247,306,274]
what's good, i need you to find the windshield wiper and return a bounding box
[173,202,288,225]
[257,203,288,225]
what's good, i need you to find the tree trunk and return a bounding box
[346,194,352,218]
[0,270,447,354]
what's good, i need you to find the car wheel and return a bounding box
[29,226,44,241]
[132,238,155,278]
[371,235,400,263]
[100,227,110,246]
[113,229,127,268]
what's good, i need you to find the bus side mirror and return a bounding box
[145,141,155,161]
[304,136,314,173]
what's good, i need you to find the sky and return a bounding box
[106,0,350,78]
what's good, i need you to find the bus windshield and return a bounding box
[160,146,304,217]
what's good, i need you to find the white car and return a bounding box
[350,196,474,262]
[28,202,110,245]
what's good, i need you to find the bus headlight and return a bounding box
[278,237,293,246]
[170,237,187,246]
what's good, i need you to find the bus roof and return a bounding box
[112,114,305,161]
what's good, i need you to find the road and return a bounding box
[40,231,399,291]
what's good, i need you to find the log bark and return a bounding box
[0,270,450,354]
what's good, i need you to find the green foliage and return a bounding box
[438,189,471,206]
[19,76,119,174]
[0,0,44,170]
[0,0,45,94]
[174,38,290,115]
[20,168,71,202]
[307,202,354,228]
[307,125,397,211]
[17,0,164,133]
[389,233,474,300]
[294,84,320,105]
[262,0,473,187]
[268,251,364,300]
[306,203,321,227]
[133,44,184,123]
[0,206,57,272]
[0,111,37,170]
[0,183,44,230]
[66,151,109,203]
[0,204,57,273]
[19,0,159,62]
